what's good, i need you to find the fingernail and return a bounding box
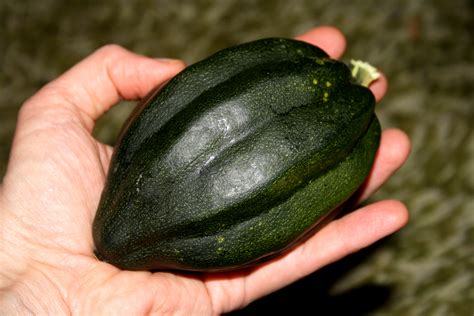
[154,58,185,65]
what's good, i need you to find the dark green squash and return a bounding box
[92,38,381,272]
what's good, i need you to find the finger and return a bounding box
[242,200,409,304]
[20,45,185,132]
[370,72,388,102]
[357,128,411,201]
[296,26,387,102]
[296,26,347,59]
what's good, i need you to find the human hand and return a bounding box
[0,26,409,315]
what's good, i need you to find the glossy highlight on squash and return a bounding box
[92,38,381,272]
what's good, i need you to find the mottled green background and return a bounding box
[1,0,473,315]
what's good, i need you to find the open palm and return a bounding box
[0,27,409,315]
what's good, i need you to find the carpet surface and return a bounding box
[1,1,473,315]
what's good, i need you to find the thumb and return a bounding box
[16,44,185,135]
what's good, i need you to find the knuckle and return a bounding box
[95,44,129,58]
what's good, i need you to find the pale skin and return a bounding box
[0,26,410,315]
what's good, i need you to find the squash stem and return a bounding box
[350,60,380,87]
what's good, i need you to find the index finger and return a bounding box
[296,25,347,59]
[297,26,388,101]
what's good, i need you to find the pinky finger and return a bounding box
[357,128,411,202]
[241,200,409,304]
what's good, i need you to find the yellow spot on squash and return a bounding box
[323,92,329,102]
[312,79,318,85]
[315,59,325,65]
[217,236,225,243]
[326,81,332,87]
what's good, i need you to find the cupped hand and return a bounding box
[0,26,409,315]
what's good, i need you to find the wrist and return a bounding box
[0,200,69,314]
[0,206,32,312]
[0,251,31,290]
[0,219,63,314]
[0,203,29,288]
[0,251,23,288]
[0,261,68,314]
